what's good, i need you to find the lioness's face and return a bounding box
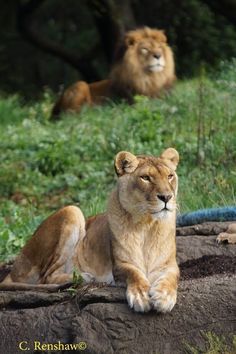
[115,149,179,220]
[137,40,166,73]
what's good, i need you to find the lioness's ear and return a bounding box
[160,148,179,170]
[115,151,139,176]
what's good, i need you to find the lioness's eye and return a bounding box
[141,48,148,54]
[168,174,174,181]
[140,175,150,181]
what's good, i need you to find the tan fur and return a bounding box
[216,223,236,244]
[0,148,180,313]
[51,27,175,118]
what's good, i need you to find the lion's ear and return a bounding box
[125,32,139,47]
[114,151,139,176]
[158,30,167,43]
[160,148,179,170]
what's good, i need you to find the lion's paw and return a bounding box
[149,286,177,313]
[126,286,151,313]
[216,232,236,244]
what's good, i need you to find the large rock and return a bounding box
[0,275,235,354]
[176,221,236,263]
[0,222,235,354]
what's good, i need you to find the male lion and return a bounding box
[51,27,175,118]
[0,148,179,313]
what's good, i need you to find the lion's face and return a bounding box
[111,27,175,97]
[122,28,170,75]
[115,148,179,220]
[136,39,167,73]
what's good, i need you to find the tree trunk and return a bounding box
[89,0,137,63]
[17,0,99,81]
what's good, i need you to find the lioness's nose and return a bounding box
[157,194,172,203]
[154,53,161,59]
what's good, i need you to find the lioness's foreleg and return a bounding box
[149,264,179,313]
[114,263,151,312]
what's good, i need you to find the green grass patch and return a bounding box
[184,331,236,354]
[0,60,235,260]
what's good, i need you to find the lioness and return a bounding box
[1,148,179,313]
[51,27,175,118]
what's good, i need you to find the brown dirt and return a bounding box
[180,255,236,280]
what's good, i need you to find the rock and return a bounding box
[176,221,231,236]
[0,221,235,354]
[0,276,235,354]
[177,235,236,263]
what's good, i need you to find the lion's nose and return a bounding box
[157,194,172,203]
[154,53,161,59]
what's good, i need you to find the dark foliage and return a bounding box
[0,0,236,97]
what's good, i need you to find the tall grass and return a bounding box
[0,61,235,260]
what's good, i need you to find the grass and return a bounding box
[0,60,235,261]
[184,332,236,354]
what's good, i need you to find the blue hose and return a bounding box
[176,206,236,227]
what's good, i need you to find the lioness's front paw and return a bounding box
[149,286,177,313]
[126,285,151,312]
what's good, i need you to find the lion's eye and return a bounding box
[141,48,148,55]
[168,174,174,181]
[140,175,150,181]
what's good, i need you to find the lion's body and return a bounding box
[51,27,175,118]
[51,80,113,116]
[1,148,180,313]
